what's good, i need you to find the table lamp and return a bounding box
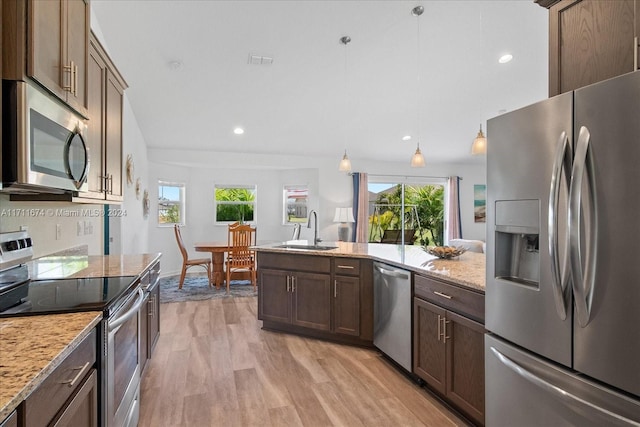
[333,207,355,242]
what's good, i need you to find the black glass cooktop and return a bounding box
[0,275,138,317]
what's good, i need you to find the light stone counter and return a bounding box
[0,312,102,420]
[27,253,162,280]
[254,241,485,292]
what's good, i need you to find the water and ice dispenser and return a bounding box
[494,200,540,288]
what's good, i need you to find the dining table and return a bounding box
[194,241,230,289]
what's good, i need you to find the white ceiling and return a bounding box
[91,0,548,167]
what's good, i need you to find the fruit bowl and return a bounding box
[424,245,467,259]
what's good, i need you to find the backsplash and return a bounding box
[0,196,104,258]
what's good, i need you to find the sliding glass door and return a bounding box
[368,176,446,246]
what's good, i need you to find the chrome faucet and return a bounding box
[307,210,320,245]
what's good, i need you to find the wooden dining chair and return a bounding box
[225,223,257,294]
[174,224,213,289]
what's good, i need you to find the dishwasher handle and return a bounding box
[374,264,410,280]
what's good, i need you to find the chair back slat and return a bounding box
[174,225,189,260]
[227,223,256,268]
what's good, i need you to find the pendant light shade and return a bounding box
[471,124,487,155]
[338,149,352,172]
[411,143,425,168]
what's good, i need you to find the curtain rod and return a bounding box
[351,173,460,180]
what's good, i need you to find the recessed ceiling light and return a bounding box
[402,135,412,141]
[168,60,183,70]
[498,54,513,64]
[233,127,244,135]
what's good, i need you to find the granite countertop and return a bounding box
[254,241,485,291]
[27,253,162,280]
[0,312,102,420]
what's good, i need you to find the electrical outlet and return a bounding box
[77,221,83,237]
[56,224,62,240]
[20,225,28,231]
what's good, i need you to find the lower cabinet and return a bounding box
[141,261,161,373]
[260,268,331,331]
[0,411,17,427]
[23,329,97,427]
[413,274,485,426]
[258,253,373,344]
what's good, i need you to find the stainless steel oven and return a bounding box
[104,286,145,427]
[1,80,89,193]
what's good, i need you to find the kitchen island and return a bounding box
[254,241,486,425]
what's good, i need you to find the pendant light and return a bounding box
[410,5,425,168]
[338,35,352,173]
[471,124,487,155]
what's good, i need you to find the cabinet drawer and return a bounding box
[414,274,484,323]
[333,258,360,276]
[258,252,330,273]
[24,328,97,427]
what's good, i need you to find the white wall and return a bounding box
[148,148,485,275]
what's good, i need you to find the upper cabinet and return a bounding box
[81,32,127,202]
[541,0,640,96]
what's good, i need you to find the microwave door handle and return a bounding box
[64,132,90,189]
[569,126,598,328]
[548,131,571,321]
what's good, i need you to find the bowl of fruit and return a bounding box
[423,245,467,259]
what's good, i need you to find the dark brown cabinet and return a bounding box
[23,329,97,427]
[0,411,17,427]
[260,268,332,331]
[413,274,485,426]
[546,0,639,96]
[141,261,161,373]
[258,253,373,344]
[82,32,127,202]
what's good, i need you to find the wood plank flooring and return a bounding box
[139,297,469,427]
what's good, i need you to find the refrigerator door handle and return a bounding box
[569,126,599,327]
[490,347,640,426]
[548,130,572,320]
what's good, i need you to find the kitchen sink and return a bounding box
[275,244,338,251]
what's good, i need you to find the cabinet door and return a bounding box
[445,311,485,425]
[333,275,360,336]
[292,272,331,331]
[63,0,88,115]
[52,369,98,427]
[28,0,65,100]
[259,269,291,324]
[549,0,637,95]
[85,40,106,198]
[105,73,124,200]
[413,298,446,394]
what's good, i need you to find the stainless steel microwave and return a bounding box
[1,81,89,193]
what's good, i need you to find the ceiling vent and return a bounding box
[248,54,273,65]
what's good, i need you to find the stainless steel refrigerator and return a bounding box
[485,70,640,426]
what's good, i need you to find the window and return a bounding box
[368,177,446,246]
[283,185,309,224]
[214,185,256,223]
[158,181,185,226]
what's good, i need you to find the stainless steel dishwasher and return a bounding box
[373,261,412,371]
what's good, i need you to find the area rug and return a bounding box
[159,275,257,303]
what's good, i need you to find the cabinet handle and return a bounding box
[286,276,290,292]
[334,280,337,298]
[433,291,453,300]
[61,362,90,388]
[635,37,639,70]
[148,297,153,316]
[108,175,114,194]
[73,62,79,96]
[292,276,296,292]
[337,265,354,269]
[437,314,442,341]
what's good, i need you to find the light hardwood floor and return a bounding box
[139,297,469,427]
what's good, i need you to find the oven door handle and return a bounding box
[108,288,144,332]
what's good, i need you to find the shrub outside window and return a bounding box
[158,181,185,226]
[215,185,256,223]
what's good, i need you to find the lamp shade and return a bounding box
[338,150,352,172]
[471,124,487,155]
[411,144,426,168]
[333,207,355,223]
